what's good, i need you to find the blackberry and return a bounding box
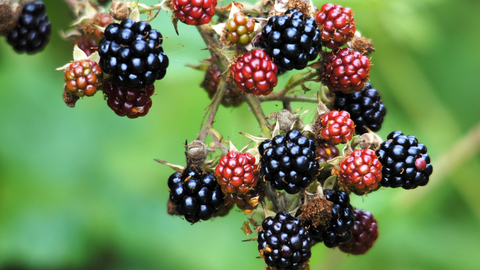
[215,151,258,195]
[318,110,355,145]
[257,211,312,270]
[259,130,319,194]
[230,49,278,96]
[172,0,217,25]
[325,48,371,93]
[102,78,154,119]
[376,131,433,189]
[316,3,356,50]
[98,19,169,91]
[339,209,379,255]
[308,190,354,248]
[6,1,51,54]
[225,12,256,45]
[332,83,387,134]
[338,149,382,195]
[257,9,322,72]
[64,59,103,97]
[168,166,225,224]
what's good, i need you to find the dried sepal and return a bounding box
[109,1,129,20]
[241,220,254,236]
[154,159,185,173]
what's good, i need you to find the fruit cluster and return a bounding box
[0,0,434,269]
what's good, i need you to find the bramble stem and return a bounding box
[238,92,272,138]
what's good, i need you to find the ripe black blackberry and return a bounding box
[6,1,51,54]
[168,166,225,224]
[256,9,322,72]
[257,211,312,270]
[258,130,319,194]
[332,83,386,134]
[376,131,433,189]
[98,19,169,91]
[308,190,354,248]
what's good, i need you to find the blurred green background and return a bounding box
[0,0,479,269]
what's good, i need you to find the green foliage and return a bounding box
[0,0,479,269]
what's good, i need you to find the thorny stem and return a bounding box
[195,25,231,144]
[196,77,229,142]
[258,94,318,103]
[238,92,272,138]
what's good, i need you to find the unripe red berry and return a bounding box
[316,3,356,50]
[325,48,371,94]
[215,151,258,194]
[172,0,217,25]
[338,149,382,195]
[320,110,355,145]
[64,59,103,97]
[230,49,278,96]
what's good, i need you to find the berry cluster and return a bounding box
[98,19,169,90]
[257,9,322,72]
[259,130,319,194]
[43,1,436,268]
[6,1,51,54]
